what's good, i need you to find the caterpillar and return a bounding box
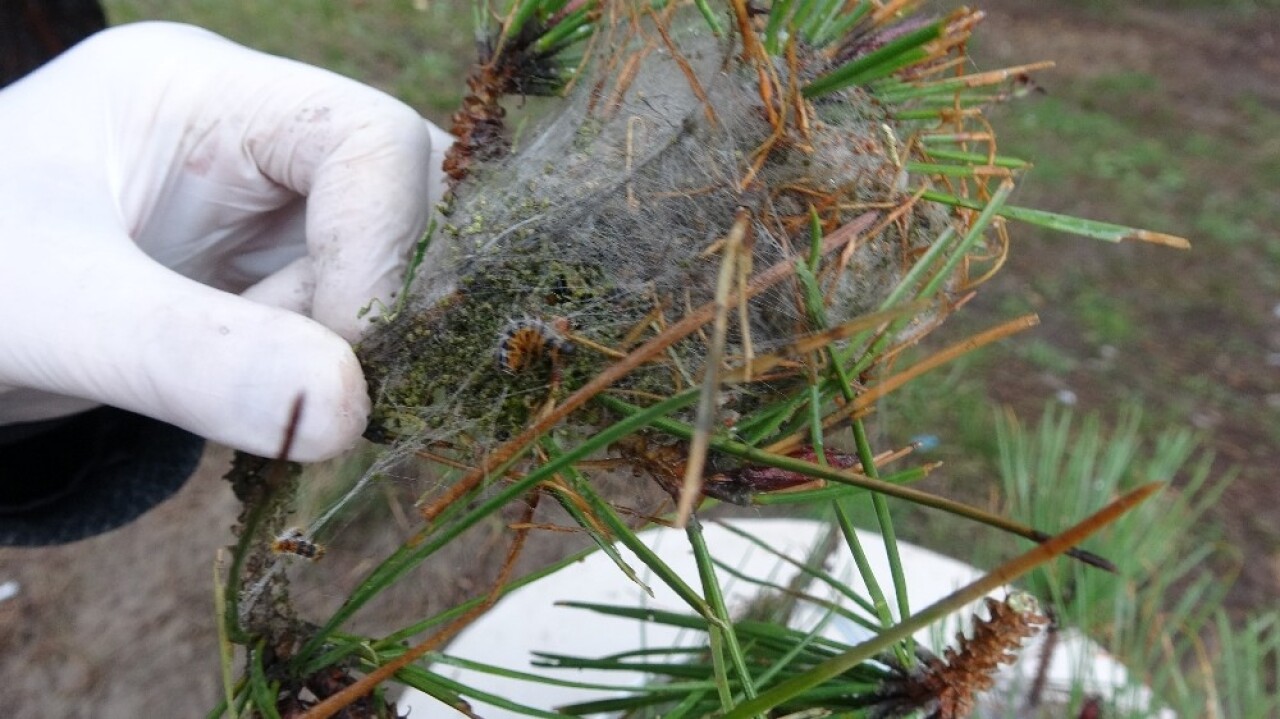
[270,527,325,561]
[495,318,574,373]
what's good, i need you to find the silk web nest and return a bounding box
[357,9,958,463]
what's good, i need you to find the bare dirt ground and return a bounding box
[0,452,234,719]
[2,3,1276,717]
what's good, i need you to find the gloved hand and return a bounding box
[0,22,450,462]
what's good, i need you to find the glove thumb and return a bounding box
[0,228,369,461]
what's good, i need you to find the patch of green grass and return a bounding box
[995,94,1184,231]
[1017,337,1078,374]
[1086,70,1160,96]
[1072,286,1137,347]
[995,83,1280,284]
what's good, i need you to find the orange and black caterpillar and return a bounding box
[495,318,574,373]
[270,527,325,561]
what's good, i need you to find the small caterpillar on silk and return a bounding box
[495,318,574,373]
[270,527,325,561]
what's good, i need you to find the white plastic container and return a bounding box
[397,518,1169,718]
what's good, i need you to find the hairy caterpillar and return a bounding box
[270,527,325,561]
[495,318,574,373]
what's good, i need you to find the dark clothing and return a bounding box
[1,0,108,88]
[0,409,205,545]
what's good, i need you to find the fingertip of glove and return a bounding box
[291,338,372,462]
[234,324,371,463]
[142,306,370,463]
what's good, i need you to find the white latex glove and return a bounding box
[0,22,451,461]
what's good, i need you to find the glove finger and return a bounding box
[199,44,450,339]
[0,232,368,461]
[52,24,448,339]
[283,115,449,341]
[240,255,316,316]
